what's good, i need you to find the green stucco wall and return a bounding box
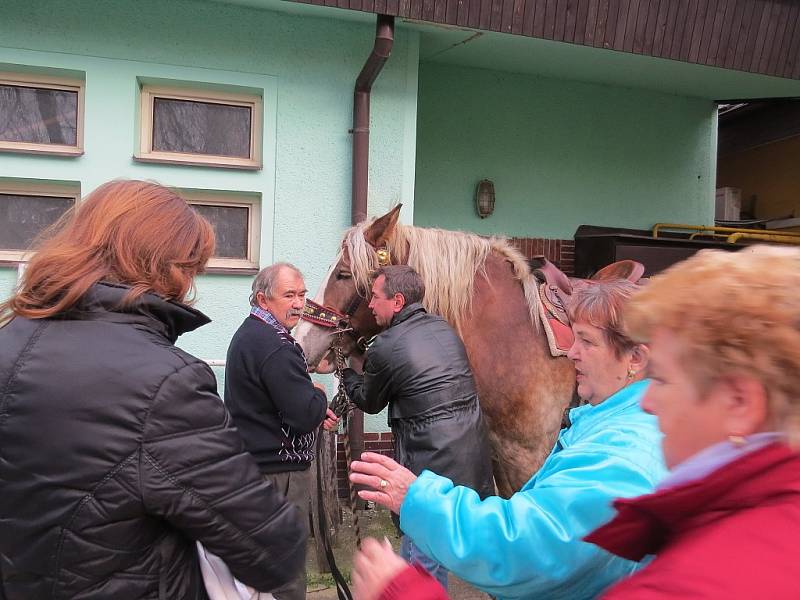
[413,62,717,238]
[0,0,419,431]
[1,1,721,434]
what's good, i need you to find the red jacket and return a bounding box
[586,443,800,599]
[379,565,448,600]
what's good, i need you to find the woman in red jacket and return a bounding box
[585,245,800,599]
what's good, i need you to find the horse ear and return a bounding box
[363,204,402,248]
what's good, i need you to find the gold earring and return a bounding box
[627,368,636,379]
[728,434,746,447]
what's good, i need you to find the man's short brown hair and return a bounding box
[373,265,425,305]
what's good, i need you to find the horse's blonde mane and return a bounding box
[344,221,541,332]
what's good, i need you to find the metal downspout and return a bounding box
[351,14,395,226]
[349,14,395,485]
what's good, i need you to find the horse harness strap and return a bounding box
[302,297,370,353]
[301,245,392,350]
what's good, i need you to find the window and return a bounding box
[0,180,80,263]
[0,73,84,156]
[183,190,261,273]
[137,85,262,169]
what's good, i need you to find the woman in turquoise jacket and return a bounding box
[349,279,666,600]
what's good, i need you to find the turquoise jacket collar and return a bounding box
[568,379,650,430]
[549,379,651,457]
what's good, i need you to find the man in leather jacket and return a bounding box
[342,265,494,591]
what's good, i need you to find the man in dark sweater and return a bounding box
[225,262,338,600]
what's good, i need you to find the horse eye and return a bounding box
[336,271,352,280]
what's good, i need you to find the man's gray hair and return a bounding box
[250,262,303,306]
[374,265,425,305]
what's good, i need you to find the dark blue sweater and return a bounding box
[225,315,327,473]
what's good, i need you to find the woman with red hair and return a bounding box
[0,180,305,599]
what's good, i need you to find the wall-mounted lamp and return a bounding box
[475,179,495,219]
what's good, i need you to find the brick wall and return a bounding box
[509,237,575,276]
[336,432,395,498]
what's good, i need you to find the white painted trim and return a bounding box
[203,359,226,367]
[0,180,81,263]
[136,84,263,170]
[182,189,262,271]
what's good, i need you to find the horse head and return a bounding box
[294,205,403,373]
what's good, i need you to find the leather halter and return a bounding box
[300,247,392,353]
[301,295,370,353]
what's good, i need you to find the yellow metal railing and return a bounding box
[727,232,800,245]
[652,223,800,245]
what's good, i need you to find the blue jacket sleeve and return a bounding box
[399,442,662,600]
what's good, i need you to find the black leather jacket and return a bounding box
[0,283,305,599]
[343,303,494,500]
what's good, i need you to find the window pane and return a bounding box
[0,194,74,251]
[152,97,251,158]
[0,85,78,146]
[192,204,249,259]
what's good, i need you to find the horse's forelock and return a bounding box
[344,222,381,297]
[343,222,540,332]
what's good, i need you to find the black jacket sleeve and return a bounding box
[139,361,306,592]
[258,345,327,433]
[342,341,394,414]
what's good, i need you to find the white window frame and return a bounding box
[0,72,85,157]
[182,190,261,273]
[137,85,263,170]
[0,180,80,264]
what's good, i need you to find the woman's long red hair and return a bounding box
[1,180,215,325]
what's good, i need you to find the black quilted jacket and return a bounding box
[0,283,306,599]
[342,303,494,500]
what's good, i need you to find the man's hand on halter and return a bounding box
[349,452,417,514]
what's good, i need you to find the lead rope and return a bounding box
[314,331,358,600]
[330,330,363,550]
[313,330,362,600]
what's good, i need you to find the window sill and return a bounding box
[0,144,83,157]
[133,153,261,170]
[203,266,260,276]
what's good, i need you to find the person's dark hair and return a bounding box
[374,265,425,305]
[0,180,215,326]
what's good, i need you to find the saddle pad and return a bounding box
[537,283,574,357]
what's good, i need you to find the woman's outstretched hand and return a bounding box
[352,537,408,600]
[349,452,417,514]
